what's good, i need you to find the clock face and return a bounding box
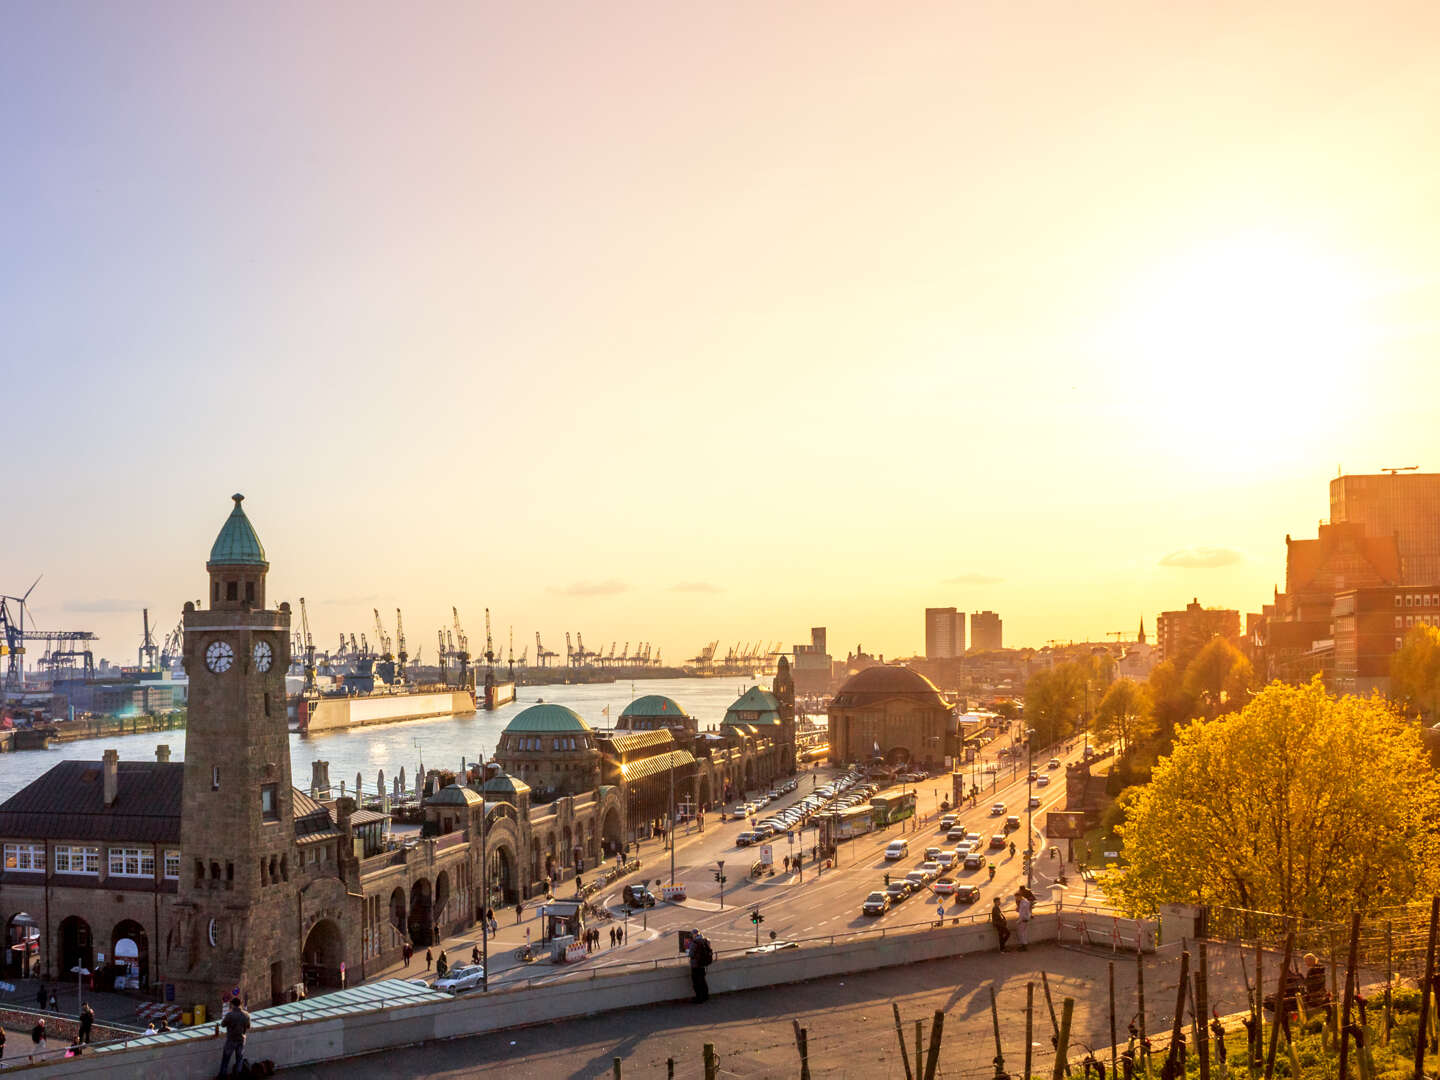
[205,640,235,674]
[253,640,274,673]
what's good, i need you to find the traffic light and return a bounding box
[750,909,764,926]
[713,871,727,884]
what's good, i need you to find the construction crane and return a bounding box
[137,608,160,670]
[437,628,449,685]
[606,642,617,664]
[535,631,558,667]
[373,610,393,661]
[159,621,184,671]
[451,608,471,686]
[483,608,496,669]
[620,642,630,667]
[506,626,515,677]
[653,646,662,666]
[394,608,408,683]
[299,598,317,692]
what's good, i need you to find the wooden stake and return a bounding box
[1253,939,1264,1072]
[1042,970,1071,1076]
[1340,910,1361,1080]
[1051,997,1075,1080]
[1264,929,1294,1079]
[703,1043,717,1080]
[1196,941,1211,1080]
[923,1009,945,1080]
[1025,983,1035,1080]
[612,1057,622,1079]
[1416,896,1439,1080]
[893,1002,914,1080]
[1136,952,1149,1076]
[1384,921,1393,1044]
[667,1059,674,1079]
[1165,948,1190,1077]
[1109,960,1119,1079]
[989,986,1004,1075]
[914,1018,923,1080]
[793,1019,811,1080]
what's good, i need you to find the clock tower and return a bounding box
[170,494,299,1005]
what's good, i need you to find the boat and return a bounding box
[289,655,475,733]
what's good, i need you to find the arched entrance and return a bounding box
[544,832,557,880]
[111,919,148,990]
[561,825,574,868]
[884,746,911,766]
[489,845,516,906]
[408,879,434,947]
[601,806,622,854]
[6,913,38,978]
[697,773,712,810]
[434,870,451,930]
[59,915,93,977]
[389,886,407,946]
[301,920,345,992]
[742,758,755,792]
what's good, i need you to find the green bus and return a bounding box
[869,787,917,827]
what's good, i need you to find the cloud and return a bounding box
[942,573,1003,585]
[64,598,137,613]
[1158,546,1244,569]
[548,579,631,598]
[670,582,724,594]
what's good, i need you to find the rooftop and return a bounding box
[620,694,690,719]
[504,703,591,734]
[208,493,268,567]
[829,665,949,711]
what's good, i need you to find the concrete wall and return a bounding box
[25,911,1153,1079]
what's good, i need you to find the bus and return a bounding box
[870,787,917,827]
[823,804,876,843]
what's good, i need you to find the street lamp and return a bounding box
[716,860,726,910]
[1024,727,1036,892]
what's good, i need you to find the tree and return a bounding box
[1106,678,1440,921]
[1391,624,1440,721]
[1181,637,1254,719]
[1093,678,1155,751]
[1145,659,1194,742]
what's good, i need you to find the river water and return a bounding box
[0,677,771,803]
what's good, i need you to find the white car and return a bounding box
[1036,775,1050,787]
[434,964,485,992]
[990,803,1006,816]
[884,840,910,860]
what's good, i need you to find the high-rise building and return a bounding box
[1156,598,1240,666]
[1331,472,1440,585]
[924,607,965,659]
[792,626,832,695]
[970,611,1003,652]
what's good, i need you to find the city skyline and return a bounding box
[8,3,1440,660]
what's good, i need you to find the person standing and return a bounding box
[687,930,713,1004]
[471,945,480,966]
[30,1018,45,1051]
[1015,889,1032,951]
[217,998,251,1078]
[516,901,525,925]
[34,984,46,1012]
[78,1003,94,1044]
[402,941,413,968]
[47,992,57,1012]
[435,950,448,978]
[990,897,1011,952]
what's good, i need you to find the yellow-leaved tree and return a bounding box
[1106,677,1440,920]
[1391,624,1440,721]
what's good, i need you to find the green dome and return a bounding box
[427,783,483,807]
[620,695,690,719]
[482,770,531,795]
[208,494,268,566]
[504,703,590,733]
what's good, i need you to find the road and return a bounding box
[482,734,1093,987]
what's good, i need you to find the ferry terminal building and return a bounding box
[0,496,796,1007]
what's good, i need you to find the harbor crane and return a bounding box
[159,621,184,671]
[607,642,617,664]
[0,576,42,690]
[395,608,408,683]
[565,632,573,667]
[451,608,471,686]
[373,609,393,661]
[299,598,317,692]
[620,642,629,667]
[535,631,558,667]
[138,608,160,670]
[483,608,497,669]
[437,628,449,685]
[506,626,516,677]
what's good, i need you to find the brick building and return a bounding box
[1155,599,1240,666]
[826,666,958,769]
[1333,585,1440,695]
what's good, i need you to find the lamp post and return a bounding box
[1024,727,1036,892]
[478,745,490,992]
[668,754,676,886]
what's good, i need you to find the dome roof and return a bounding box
[208,494,268,566]
[427,783,483,807]
[620,695,690,720]
[504,703,590,733]
[830,665,949,710]
[482,770,531,795]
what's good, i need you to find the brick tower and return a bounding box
[170,494,298,1007]
[772,654,797,773]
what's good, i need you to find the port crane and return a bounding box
[0,576,42,690]
[159,621,184,671]
[394,609,408,683]
[506,626,516,677]
[299,598,318,692]
[565,632,573,667]
[437,629,449,685]
[687,640,719,669]
[535,632,558,667]
[373,609,393,661]
[137,608,160,670]
[451,608,471,686]
[483,608,497,670]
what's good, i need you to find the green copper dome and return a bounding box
[503,703,591,733]
[209,494,268,566]
[620,695,690,719]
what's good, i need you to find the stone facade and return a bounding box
[826,665,958,769]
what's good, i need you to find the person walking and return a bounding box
[30,1018,45,1051]
[78,1003,94,1044]
[34,984,46,1011]
[1015,889,1032,951]
[687,930,713,1004]
[471,945,480,967]
[425,948,433,972]
[990,897,1011,952]
[402,941,413,968]
[217,997,251,1078]
[0,1023,6,1060]
[435,950,449,978]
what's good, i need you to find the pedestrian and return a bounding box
[217,997,251,1078]
[47,992,57,1012]
[31,1019,45,1051]
[516,901,525,924]
[608,927,615,948]
[34,984,46,1011]
[0,1023,6,1060]
[471,945,480,966]
[402,941,413,968]
[686,930,713,1004]
[435,950,448,978]
[145,1022,157,1035]
[425,948,433,972]
[1015,890,1032,951]
[990,897,1011,952]
[78,1002,94,1044]
[489,914,499,935]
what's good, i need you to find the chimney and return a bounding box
[311,760,331,799]
[102,749,119,808]
[155,744,171,763]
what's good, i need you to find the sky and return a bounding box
[7,1,1440,664]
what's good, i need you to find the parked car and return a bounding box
[735,831,758,847]
[623,884,657,907]
[862,890,891,916]
[434,964,486,992]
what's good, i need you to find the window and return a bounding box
[212,766,220,791]
[245,581,255,603]
[213,581,220,602]
[261,783,279,821]
[108,848,155,878]
[164,850,180,879]
[4,843,44,871]
[54,846,100,875]
[1396,595,1404,607]
[264,692,270,717]
[1407,594,1415,607]
[226,581,238,602]
[1396,616,1404,629]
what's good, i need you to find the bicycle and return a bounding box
[513,943,535,963]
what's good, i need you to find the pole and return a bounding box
[1340,910,1361,1080]
[1052,998,1075,1080]
[923,1009,945,1080]
[893,1003,914,1080]
[1414,896,1438,1079]
[1110,959,1119,1079]
[1195,942,1210,1080]
[1025,982,1035,1080]
[1265,929,1294,1079]
[1165,949,1190,1078]
[668,756,676,886]
[1042,969,1070,1076]
[1026,728,1035,890]
[1136,952,1148,1074]
[480,748,489,992]
[989,985,1004,1075]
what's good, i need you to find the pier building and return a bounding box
[825,665,958,769]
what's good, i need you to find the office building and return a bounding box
[1156,599,1239,666]
[1331,472,1440,585]
[970,611,1003,652]
[924,607,965,659]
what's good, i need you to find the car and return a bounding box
[1028,770,1039,782]
[932,877,957,896]
[735,831,758,847]
[623,884,658,907]
[1048,757,1061,769]
[989,834,1007,850]
[939,814,959,832]
[862,890,891,916]
[953,884,981,903]
[924,846,944,863]
[1029,796,1042,809]
[952,840,975,857]
[963,852,985,870]
[729,804,749,817]
[1036,775,1050,787]
[1005,815,1021,832]
[752,823,775,839]
[434,964,486,992]
[905,870,929,890]
[885,881,912,903]
[917,861,943,881]
[990,803,1006,816]
[965,832,982,846]
[884,841,909,861]
[947,826,968,843]
[935,850,958,869]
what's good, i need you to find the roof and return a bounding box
[208,493,268,566]
[597,729,675,756]
[829,665,950,711]
[292,789,342,841]
[620,694,690,719]
[504,703,590,733]
[482,770,531,796]
[620,749,696,783]
[0,760,183,844]
[427,783,483,807]
[726,686,780,713]
[1286,522,1401,596]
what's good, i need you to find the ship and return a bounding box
[289,653,476,734]
[482,668,516,710]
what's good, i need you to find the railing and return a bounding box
[579,858,641,900]
[434,832,466,852]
